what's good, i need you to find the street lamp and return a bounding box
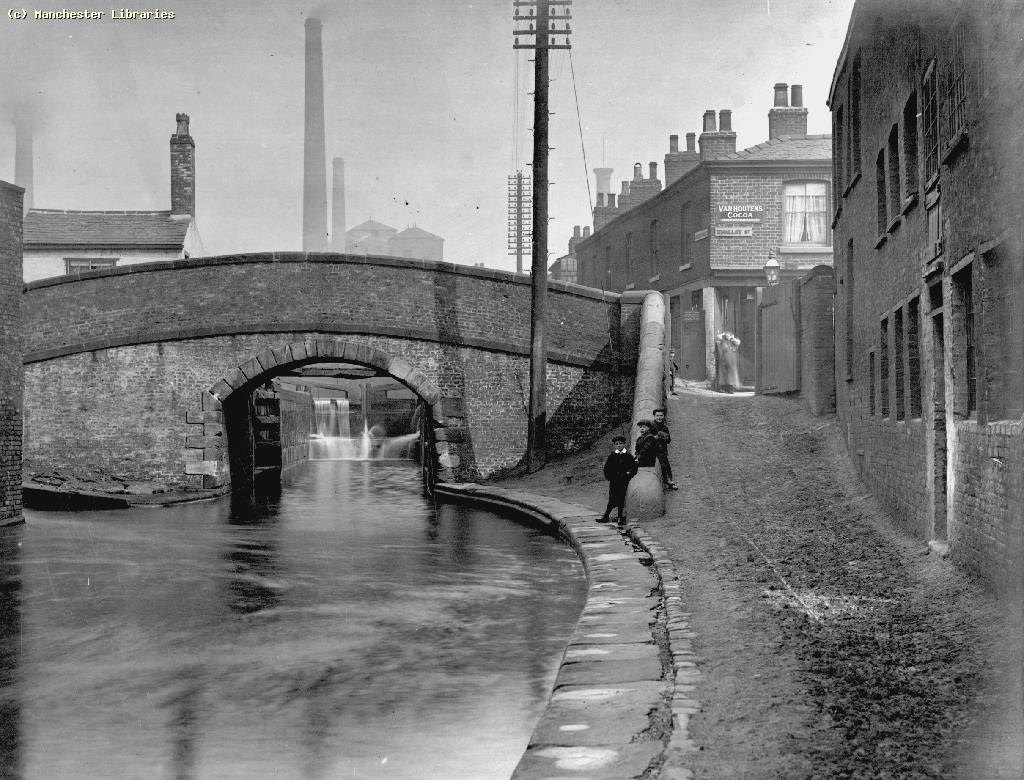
[763,250,780,286]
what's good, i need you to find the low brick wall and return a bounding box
[0,182,23,526]
[799,266,837,416]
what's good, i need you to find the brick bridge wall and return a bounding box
[22,254,643,488]
[0,182,23,525]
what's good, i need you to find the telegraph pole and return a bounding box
[514,0,571,472]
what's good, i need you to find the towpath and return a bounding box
[503,380,1023,779]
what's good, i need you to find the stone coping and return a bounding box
[436,483,700,779]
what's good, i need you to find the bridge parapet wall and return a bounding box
[23,255,641,488]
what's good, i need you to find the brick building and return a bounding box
[829,0,1023,592]
[22,114,204,282]
[0,180,23,526]
[574,85,833,386]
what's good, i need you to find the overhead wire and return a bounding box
[569,48,593,213]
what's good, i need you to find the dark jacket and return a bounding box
[635,431,660,467]
[603,450,638,484]
[651,420,671,455]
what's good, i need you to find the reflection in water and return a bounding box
[0,461,586,779]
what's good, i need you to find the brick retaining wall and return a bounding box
[0,181,23,525]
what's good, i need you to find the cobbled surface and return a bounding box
[502,382,1023,779]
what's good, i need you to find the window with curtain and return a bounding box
[783,181,829,244]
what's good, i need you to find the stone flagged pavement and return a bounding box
[434,483,701,779]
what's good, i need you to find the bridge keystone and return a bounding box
[289,342,309,362]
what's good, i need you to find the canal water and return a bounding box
[0,460,587,779]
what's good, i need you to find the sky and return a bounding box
[0,0,855,272]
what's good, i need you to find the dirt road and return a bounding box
[503,381,1023,779]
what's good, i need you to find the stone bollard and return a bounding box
[625,291,666,521]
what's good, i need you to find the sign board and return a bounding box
[715,226,753,237]
[694,228,709,241]
[716,201,764,223]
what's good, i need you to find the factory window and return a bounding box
[894,307,906,421]
[880,317,890,418]
[980,245,1024,421]
[943,20,968,147]
[833,105,845,195]
[922,60,940,183]
[951,263,977,416]
[845,239,855,381]
[868,350,876,415]
[902,92,919,198]
[649,220,659,277]
[887,124,901,226]
[875,149,888,237]
[783,181,828,245]
[65,257,117,274]
[850,53,862,180]
[907,296,923,419]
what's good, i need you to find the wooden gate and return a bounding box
[680,309,706,380]
[757,282,799,394]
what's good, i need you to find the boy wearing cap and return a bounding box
[634,419,660,467]
[651,408,678,490]
[597,435,638,524]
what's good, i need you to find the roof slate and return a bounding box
[721,134,833,161]
[24,210,192,248]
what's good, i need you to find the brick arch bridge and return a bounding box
[22,253,644,489]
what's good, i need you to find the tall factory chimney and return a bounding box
[332,157,346,252]
[14,121,33,214]
[303,17,328,252]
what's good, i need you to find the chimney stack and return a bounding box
[649,161,658,180]
[699,108,737,160]
[768,81,809,139]
[170,113,195,217]
[665,130,701,184]
[14,121,33,214]
[332,157,346,252]
[303,17,329,252]
[633,162,643,180]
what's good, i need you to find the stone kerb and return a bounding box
[625,291,667,521]
[188,337,446,488]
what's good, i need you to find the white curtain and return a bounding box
[785,182,828,244]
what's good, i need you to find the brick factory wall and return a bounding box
[22,256,641,489]
[277,386,313,472]
[798,266,836,416]
[0,182,23,525]
[831,0,1024,593]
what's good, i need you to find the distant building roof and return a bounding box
[394,226,443,241]
[348,219,397,235]
[24,209,193,248]
[719,134,833,162]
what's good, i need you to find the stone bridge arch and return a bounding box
[188,337,449,491]
[21,253,644,492]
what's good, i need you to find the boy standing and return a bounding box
[634,420,659,467]
[651,408,678,490]
[597,435,637,524]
